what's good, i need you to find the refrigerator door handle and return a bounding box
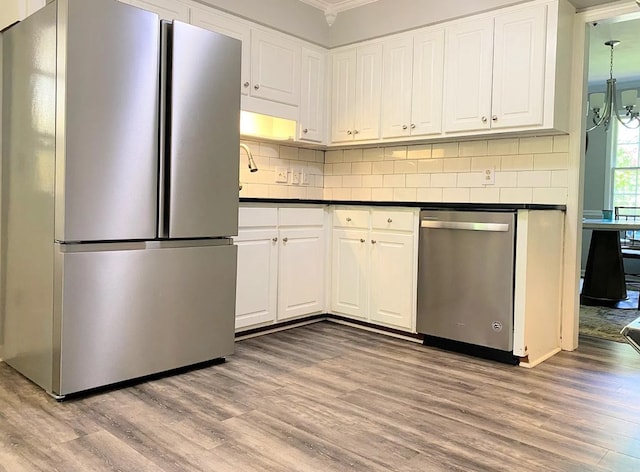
[158,20,171,238]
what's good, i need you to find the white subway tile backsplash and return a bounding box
[457,172,483,187]
[307,187,324,199]
[372,188,394,200]
[443,187,470,202]
[298,148,316,162]
[383,174,406,188]
[343,175,363,188]
[417,187,443,202]
[470,156,501,171]
[384,146,408,160]
[407,144,432,160]
[351,188,372,201]
[333,162,352,175]
[394,160,418,174]
[431,173,457,188]
[501,154,533,171]
[363,147,385,161]
[443,157,471,173]
[394,188,417,202]
[418,159,443,173]
[325,150,344,163]
[533,153,569,170]
[553,135,569,153]
[259,143,280,158]
[280,145,299,160]
[517,171,551,187]
[495,171,518,187]
[325,175,343,188]
[332,188,353,200]
[432,142,459,158]
[372,161,395,175]
[362,174,383,188]
[268,185,289,198]
[344,149,364,162]
[500,187,532,203]
[406,174,431,188]
[288,186,307,199]
[352,162,373,175]
[519,136,553,154]
[459,140,488,157]
[488,138,519,156]
[470,188,500,203]
[324,164,333,176]
[551,170,568,187]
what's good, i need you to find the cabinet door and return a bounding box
[411,28,444,136]
[234,229,278,330]
[0,0,46,30]
[278,228,325,320]
[120,0,189,21]
[381,36,413,138]
[190,8,251,96]
[443,17,494,133]
[331,49,357,143]
[331,229,369,319]
[369,231,414,330]
[354,43,383,141]
[299,47,326,143]
[491,5,547,129]
[250,29,301,106]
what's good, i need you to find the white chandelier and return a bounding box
[588,40,640,132]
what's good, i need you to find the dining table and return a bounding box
[581,218,640,306]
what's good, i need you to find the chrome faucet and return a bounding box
[240,143,258,173]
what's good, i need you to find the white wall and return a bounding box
[197,0,330,46]
[328,0,529,47]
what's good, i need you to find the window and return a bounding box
[611,124,640,207]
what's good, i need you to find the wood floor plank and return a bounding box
[1,321,640,471]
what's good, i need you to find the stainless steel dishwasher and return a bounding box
[417,209,518,364]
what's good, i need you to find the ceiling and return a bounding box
[588,17,640,85]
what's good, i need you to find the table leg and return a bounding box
[581,230,627,306]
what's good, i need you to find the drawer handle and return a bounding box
[282,237,288,243]
[360,238,365,243]
[346,217,352,222]
[387,218,393,223]
[272,237,278,242]
[243,82,250,88]
[371,240,377,244]
[254,84,260,90]
[402,125,408,130]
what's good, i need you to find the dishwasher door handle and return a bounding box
[420,220,510,232]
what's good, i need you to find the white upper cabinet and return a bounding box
[190,7,250,96]
[331,43,382,142]
[443,2,556,134]
[299,47,326,143]
[381,28,444,138]
[0,0,47,29]
[119,0,190,21]
[251,29,301,107]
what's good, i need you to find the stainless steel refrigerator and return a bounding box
[1,0,241,397]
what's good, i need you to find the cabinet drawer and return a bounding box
[333,209,370,228]
[279,207,325,226]
[371,210,414,231]
[238,207,278,228]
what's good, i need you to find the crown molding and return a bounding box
[297,0,379,26]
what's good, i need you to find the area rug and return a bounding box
[580,290,640,342]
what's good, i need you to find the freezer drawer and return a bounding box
[417,210,516,352]
[53,242,236,396]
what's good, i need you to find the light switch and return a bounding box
[291,167,301,185]
[483,167,495,185]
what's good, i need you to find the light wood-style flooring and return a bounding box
[1,321,640,471]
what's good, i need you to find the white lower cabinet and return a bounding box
[331,207,418,331]
[235,206,326,331]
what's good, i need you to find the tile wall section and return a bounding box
[238,135,570,205]
[238,139,325,199]
[324,136,570,204]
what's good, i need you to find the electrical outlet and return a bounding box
[291,167,301,185]
[483,167,495,185]
[275,166,288,183]
[301,169,310,185]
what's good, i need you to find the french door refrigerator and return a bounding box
[1,0,241,397]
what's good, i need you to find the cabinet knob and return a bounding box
[272,237,278,242]
[254,84,260,90]
[243,82,250,88]
[481,116,488,123]
[346,217,352,222]
[347,130,353,135]
[492,115,498,122]
[387,218,393,223]
[411,124,416,129]
[282,237,288,243]
[353,130,359,135]
[402,125,408,130]
[360,238,365,243]
[303,128,308,133]
[371,240,377,244]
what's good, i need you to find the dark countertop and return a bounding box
[239,198,566,211]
